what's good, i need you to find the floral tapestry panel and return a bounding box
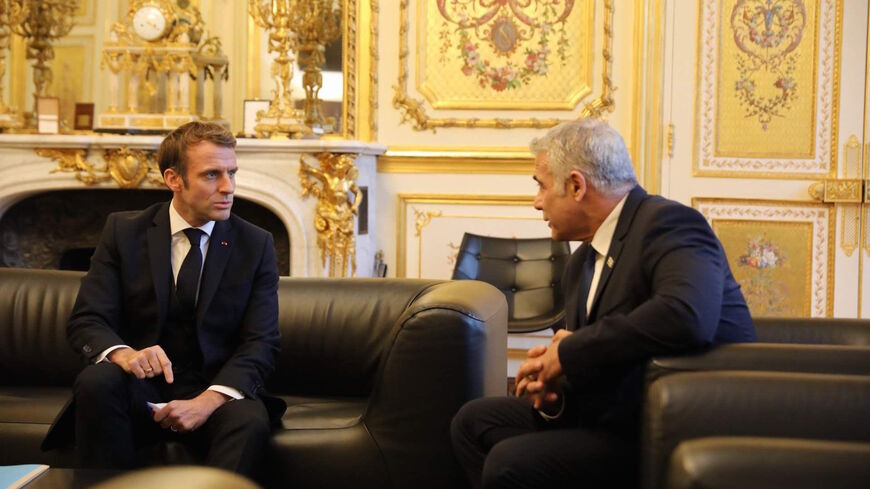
[714,219,813,317]
[417,0,594,109]
[695,0,840,176]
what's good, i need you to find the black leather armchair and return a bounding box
[667,437,870,489]
[452,233,571,333]
[643,371,870,489]
[648,317,870,383]
[0,267,508,489]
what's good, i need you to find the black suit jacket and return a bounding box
[558,186,755,432]
[43,202,281,449]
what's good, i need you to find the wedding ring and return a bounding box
[170,426,178,432]
[145,367,153,373]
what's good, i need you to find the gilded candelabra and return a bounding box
[0,0,27,128]
[248,0,311,139]
[287,0,341,132]
[12,0,77,108]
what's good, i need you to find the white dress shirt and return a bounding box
[97,200,242,400]
[539,193,629,420]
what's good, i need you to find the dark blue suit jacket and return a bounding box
[43,202,280,449]
[558,186,755,432]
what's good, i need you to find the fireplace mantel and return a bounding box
[0,134,386,277]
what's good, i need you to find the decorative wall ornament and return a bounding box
[694,0,841,178]
[39,146,163,188]
[425,0,589,104]
[393,0,614,131]
[808,135,863,256]
[299,152,362,277]
[731,0,806,129]
[695,198,834,317]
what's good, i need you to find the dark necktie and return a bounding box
[176,228,205,312]
[576,244,598,328]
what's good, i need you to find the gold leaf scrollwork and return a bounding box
[413,208,441,237]
[103,147,164,188]
[299,153,362,277]
[42,148,109,186]
[40,146,163,189]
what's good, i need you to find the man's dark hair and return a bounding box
[158,121,236,181]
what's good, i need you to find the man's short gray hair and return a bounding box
[530,118,637,195]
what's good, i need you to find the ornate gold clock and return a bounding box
[97,0,229,133]
[131,2,172,42]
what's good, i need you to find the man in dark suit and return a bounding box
[43,121,281,477]
[451,119,755,489]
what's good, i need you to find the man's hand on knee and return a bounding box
[108,345,174,383]
[152,390,230,433]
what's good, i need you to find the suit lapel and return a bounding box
[196,219,233,322]
[147,203,171,327]
[587,186,647,321]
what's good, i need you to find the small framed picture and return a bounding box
[36,96,60,134]
[73,103,95,130]
[243,99,271,136]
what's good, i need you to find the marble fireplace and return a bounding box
[0,134,385,277]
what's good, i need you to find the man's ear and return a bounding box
[567,170,586,201]
[164,168,183,192]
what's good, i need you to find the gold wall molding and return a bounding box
[392,0,615,132]
[299,152,362,278]
[693,0,842,179]
[379,146,534,174]
[40,146,164,189]
[630,0,667,192]
[694,198,835,317]
[397,194,536,278]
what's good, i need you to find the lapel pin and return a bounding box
[606,256,614,268]
[220,240,229,247]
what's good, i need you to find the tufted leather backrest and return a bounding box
[753,317,870,346]
[0,267,85,386]
[452,233,571,333]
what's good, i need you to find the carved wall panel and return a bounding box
[694,0,842,178]
[695,198,834,317]
[396,194,551,278]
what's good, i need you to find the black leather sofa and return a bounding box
[0,267,508,489]
[644,371,870,489]
[643,317,870,489]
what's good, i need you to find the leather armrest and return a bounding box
[667,437,870,489]
[643,371,870,489]
[364,279,507,488]
[647,343,870,385]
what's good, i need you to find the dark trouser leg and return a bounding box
[451,396,636,489]
[188,398,271,479]
[73,362,161,469]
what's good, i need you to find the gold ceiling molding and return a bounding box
[379,146,534,174]
[392,0,615,132]
[40,146,164,189]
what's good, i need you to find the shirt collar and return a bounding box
[589,193,629,257]
[168,199,215,237]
